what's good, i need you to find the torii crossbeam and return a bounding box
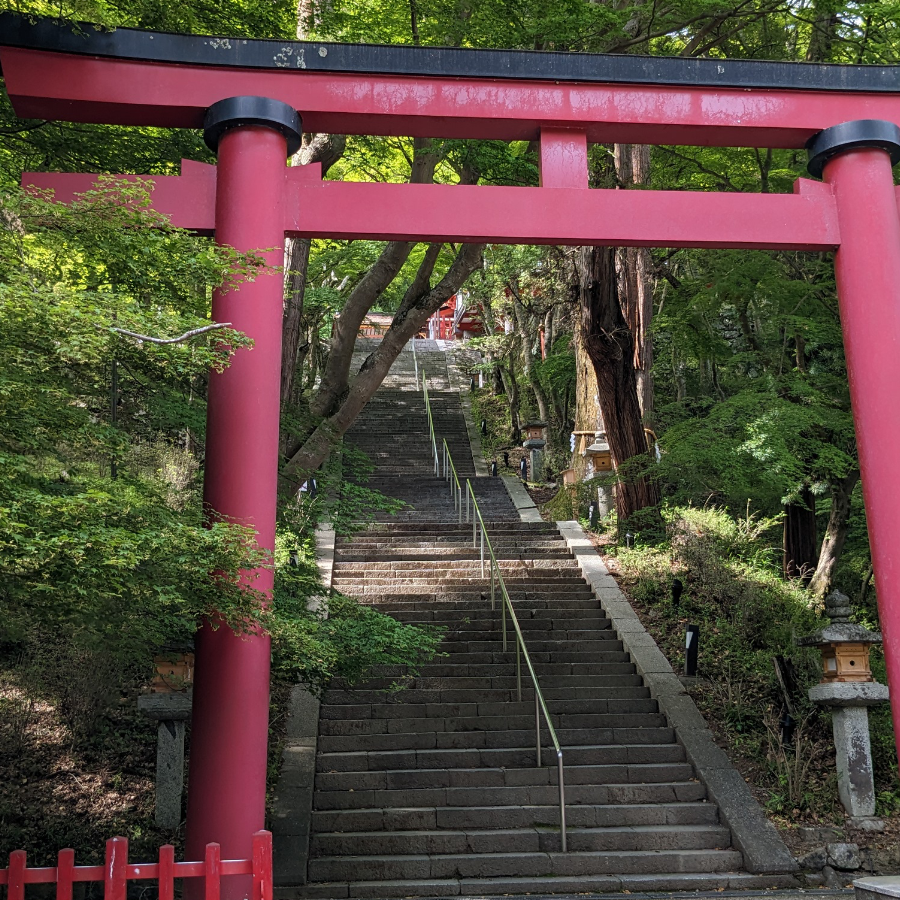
[3,13,900,891]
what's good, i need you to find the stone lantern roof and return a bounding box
[797,590,882,647]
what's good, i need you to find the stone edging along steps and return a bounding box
[552,521,797,879]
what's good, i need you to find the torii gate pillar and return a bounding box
[810,121,900,748]
[185,97,301,888]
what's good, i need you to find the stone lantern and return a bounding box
[798,590,888,830]
[581,431,613,518]
[150,648,195,693]
[523,420,547,444]
[139,644,194,829]
[522,420,547,481]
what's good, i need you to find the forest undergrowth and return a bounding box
[594,505,900,828]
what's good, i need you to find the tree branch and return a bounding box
[105,322,232,345]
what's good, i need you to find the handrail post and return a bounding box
[516,641,522,701]
[535,691,541,767]
[558,752,567,853]
[480,530,485,578]
[502,599,507,652]
[490,557,495,611]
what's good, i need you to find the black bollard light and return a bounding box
[289,549,300,568]
[503,451,510,468]
[588,501,598,530]
[685,624,699,677]
[671,578,684,608]
[625,532,634,548]
[491,460,498,477]
[470,376,476,392]
[309,476,318,499]
[779,710,797,746]
[481,419,488,435]
[520,457,528,481]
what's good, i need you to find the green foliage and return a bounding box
[270,591,444,697]
[616,505,896,818]
[0,182,271,681]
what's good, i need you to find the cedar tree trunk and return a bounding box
[578,244,660,521]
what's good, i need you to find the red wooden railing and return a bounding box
[0,831,272,900]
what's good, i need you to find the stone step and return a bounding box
[310,823,731,857]
[311,779,707,812]
[314,763,695,793]
[386,609,610,624]
[376,662,639,678]
[321,685,647,705]
[319,697,659,723]
[434,640,625,654]
[307,847,740,882]
[334,673,642,690]
[404,629,621,644]
[333,551,575,561]
[316,725,677,754]
[318,711,667,736]
[333,571,580,581]
[365,595,599,608]
[296,871,796,898]
[316,742,685,772]
[310,801,717,833]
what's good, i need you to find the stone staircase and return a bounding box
[290,340,789,897]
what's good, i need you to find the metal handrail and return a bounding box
[415,362,567,852]
[464,479,567,852]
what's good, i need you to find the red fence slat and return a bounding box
[204,843,221,900]
[104,838,128,900]
[7,850,26,900]
[159,844,175,900]
[56,850,74,900]
[0,832,272,899]
[252,831,272,900]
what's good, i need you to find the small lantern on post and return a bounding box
[798,590,888,830]
[561,467,577,516]
[522,420,547,482]
[150,647,195,694]
[139,644,194,829]
[582,434,612,475]
[581,431,614,518]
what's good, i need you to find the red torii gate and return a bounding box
[3,13,900,887]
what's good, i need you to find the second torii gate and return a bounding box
[3,12,900,889]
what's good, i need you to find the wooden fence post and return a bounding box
[56,849,75,900]
[104,838,128,900]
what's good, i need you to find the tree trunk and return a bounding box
[809,471,860,598]
[491,356,505,395]
[282,243,484,486]
[614,143,655,421]
[281,132,346,413]
[783,486,819,581]
[281,236,312,408]
[500,365,521,443]
[310,139,442,419]
[578,244,660,521]
[512,295,550,422]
